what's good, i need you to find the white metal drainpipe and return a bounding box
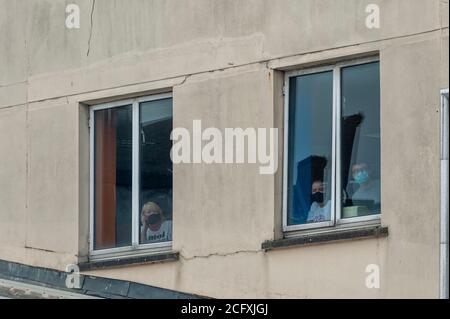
[440,89,449,299]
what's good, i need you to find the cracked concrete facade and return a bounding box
[0,0,449,298]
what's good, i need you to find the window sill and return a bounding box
[262,225,388,251]
[79,251,179,271]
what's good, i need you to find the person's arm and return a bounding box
[167,221,173,241]
[322,201,331,221]
[140,215,148,243]
[306,203,315,223]
[140,226,148,243]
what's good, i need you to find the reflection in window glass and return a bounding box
[139,98,173,244]
[288,71,333,225]
[341,62,381,218]
[94,105,132,250]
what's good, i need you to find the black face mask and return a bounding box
[147,214,162,225]
[311,192,324,204]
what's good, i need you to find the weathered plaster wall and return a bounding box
[0,0,448,298]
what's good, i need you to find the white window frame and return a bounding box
[89,92,173,260]
[282,57,381,233]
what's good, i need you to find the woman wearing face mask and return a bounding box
[140,202,173,244]
[351,163,381,210]
[306,180,331,223]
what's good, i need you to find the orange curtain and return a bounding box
[95,109,117,249]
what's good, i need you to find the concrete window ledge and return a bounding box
[79,252,179,271]
[262,226,388,251]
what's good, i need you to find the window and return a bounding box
[90,93,173,257]
[283,58,381,232]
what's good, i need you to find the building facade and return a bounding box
[0,0,448,298]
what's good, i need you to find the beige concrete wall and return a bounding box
[0,0,448,298]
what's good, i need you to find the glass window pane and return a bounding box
[94,105,133,250]
[341,62,381,218]
[287,71,333,226]
[139,98,173,244]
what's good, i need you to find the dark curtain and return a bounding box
[292,155,327,224]
[341,113,364,194]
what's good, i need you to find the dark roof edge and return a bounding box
[0,258,204,299]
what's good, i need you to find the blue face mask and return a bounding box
[354,170,370,184]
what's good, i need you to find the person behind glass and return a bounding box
[307,180,331,223]
[140,202,172,244]
[351,162,381,208]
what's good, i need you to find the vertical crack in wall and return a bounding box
[86,0,96,56]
